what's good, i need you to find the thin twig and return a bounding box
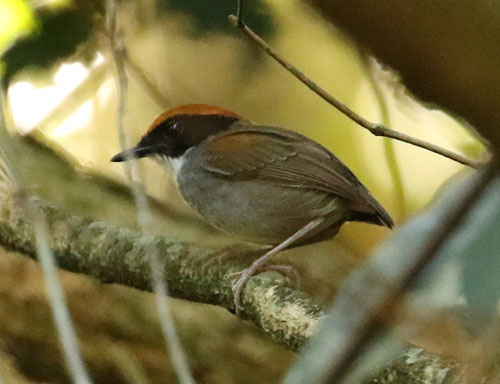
[322,160,498,384]
[227,7,486,169]
[360,53,406,218]
[0,78,92,384]
[235,0,243,25]
[29,209,92,384]
[105,2,195,384]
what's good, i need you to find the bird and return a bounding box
[111,104,394,315]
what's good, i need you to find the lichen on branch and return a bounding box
[0,190,322,351]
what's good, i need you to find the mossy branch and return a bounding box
[0,190,322,351]
[364,348,464,384]
[0,183,471,383]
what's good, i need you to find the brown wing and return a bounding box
[199,122,393,228]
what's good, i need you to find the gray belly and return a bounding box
[176,159,346,245]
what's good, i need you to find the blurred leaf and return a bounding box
[159,0,275,38]
[2,7,93,84]
[420,176,500,323]
[0,0,36,54]
[285,169,500,383]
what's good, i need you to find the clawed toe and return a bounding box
[229,262,300,316]
[231,267,256,316]
[224,238,311,317]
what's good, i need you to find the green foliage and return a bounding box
[2,7,93,85]
[421,176,500,323]
[0,0,36,54]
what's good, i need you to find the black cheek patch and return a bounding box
[139,113,239,158]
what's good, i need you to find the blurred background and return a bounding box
[0,0,487,383]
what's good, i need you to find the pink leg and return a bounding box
[231,217,324,316]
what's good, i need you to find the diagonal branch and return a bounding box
[0,185,473,384]
[0,190,322,352]
[227,7,486,169]
[0,135,475,382]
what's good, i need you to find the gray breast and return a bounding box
[175,147,347,245]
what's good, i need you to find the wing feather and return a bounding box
[199,122,393,228]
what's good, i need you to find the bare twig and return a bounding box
[235,0,243,25]
[0,80,91,383]
[321,160,497,384]
[227,5,486,169]
[105,2,195,383]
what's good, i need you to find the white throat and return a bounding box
[155,147,192,181]
[168,156,185,177]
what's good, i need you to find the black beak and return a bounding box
[110,146,155,162]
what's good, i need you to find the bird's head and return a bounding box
[111,104,242,162]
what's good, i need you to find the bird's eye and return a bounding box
[166,122,181,137]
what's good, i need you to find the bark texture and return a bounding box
[0,190,322,351]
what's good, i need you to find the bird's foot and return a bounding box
[229,258,300,316]
[227,218,325,316]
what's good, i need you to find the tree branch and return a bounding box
[364,347,463,384]
[0,135,474,382]
[0,189,472,383]
[0,190,322,352]
[227,14,486,169]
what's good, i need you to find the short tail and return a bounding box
[350,195,394,229]
[349,183,395,230]
[350,205,394,229]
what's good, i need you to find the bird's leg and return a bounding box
[231,217,325,316]
[228,263,301,287]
